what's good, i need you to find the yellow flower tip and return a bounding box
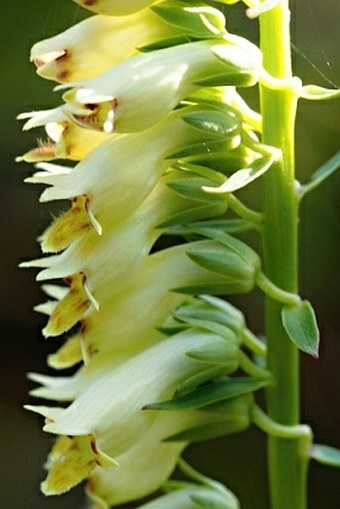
[47,334,83,369]
[40,195,93,253]
[33,49,70,83]
[64,94,117,134]
[41,435,98,496]
[43,273,92,338]
[16,139,56,163]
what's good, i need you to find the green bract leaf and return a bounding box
[203,154,276,193]
[311,444,340,468]
[166,137,241,159]
[282,300,320,357]
[181,110,240,138]
[144,377,268,411]
[300,85,340,101]
[300,150,340,197]
[151,1,226,38]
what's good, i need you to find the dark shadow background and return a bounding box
[0,1,339,508]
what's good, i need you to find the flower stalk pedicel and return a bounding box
[19,1,340,508]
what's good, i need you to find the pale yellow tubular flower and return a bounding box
[25,329,225,458]
[75,237,254,362]
[72,0,161,16]
[32,114,221,221]
[31,10,183,82]
[33,202,227,332]
[85,407,234,507]
[58,39,262,133]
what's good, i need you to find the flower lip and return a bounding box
[33,49,67,68]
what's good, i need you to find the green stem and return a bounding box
[259,2,309,508]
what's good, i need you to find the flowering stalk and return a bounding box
[18,1,340,508]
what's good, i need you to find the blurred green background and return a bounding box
[0,1,339,508]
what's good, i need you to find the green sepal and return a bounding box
[166,137,241,159]
[185,225,261,269]
[211,44,261,86]
[151,1,226,38]
[166,177,227,202]
[175,315,239,343]
[217,0,240,4]
[203,154,276,193]
[165,418,247,443]
[173,161,226,183]
[165,395,252,442]
[281,300,320,357]
[186,247,256,289]
[138,35,196,52]
[157,203,227,229]
[143,376,268,411]
[194,70,258,88]
[190,489,239,509]
[166,218,254,236]
[173,304,244,338]
[181,110,241,138]
[175,365,231,397]
[172,281,253,295]
[186,339,239,364]
[299,85,340,101]
[311,444,340,468]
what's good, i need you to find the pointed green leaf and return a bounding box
[311,444,340,468]
[144,377,268,411]
[300,85,340,101]
[181,110,240,138]
[282,300,320,357]
[301,150,340,196]
[203,155,276,193]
